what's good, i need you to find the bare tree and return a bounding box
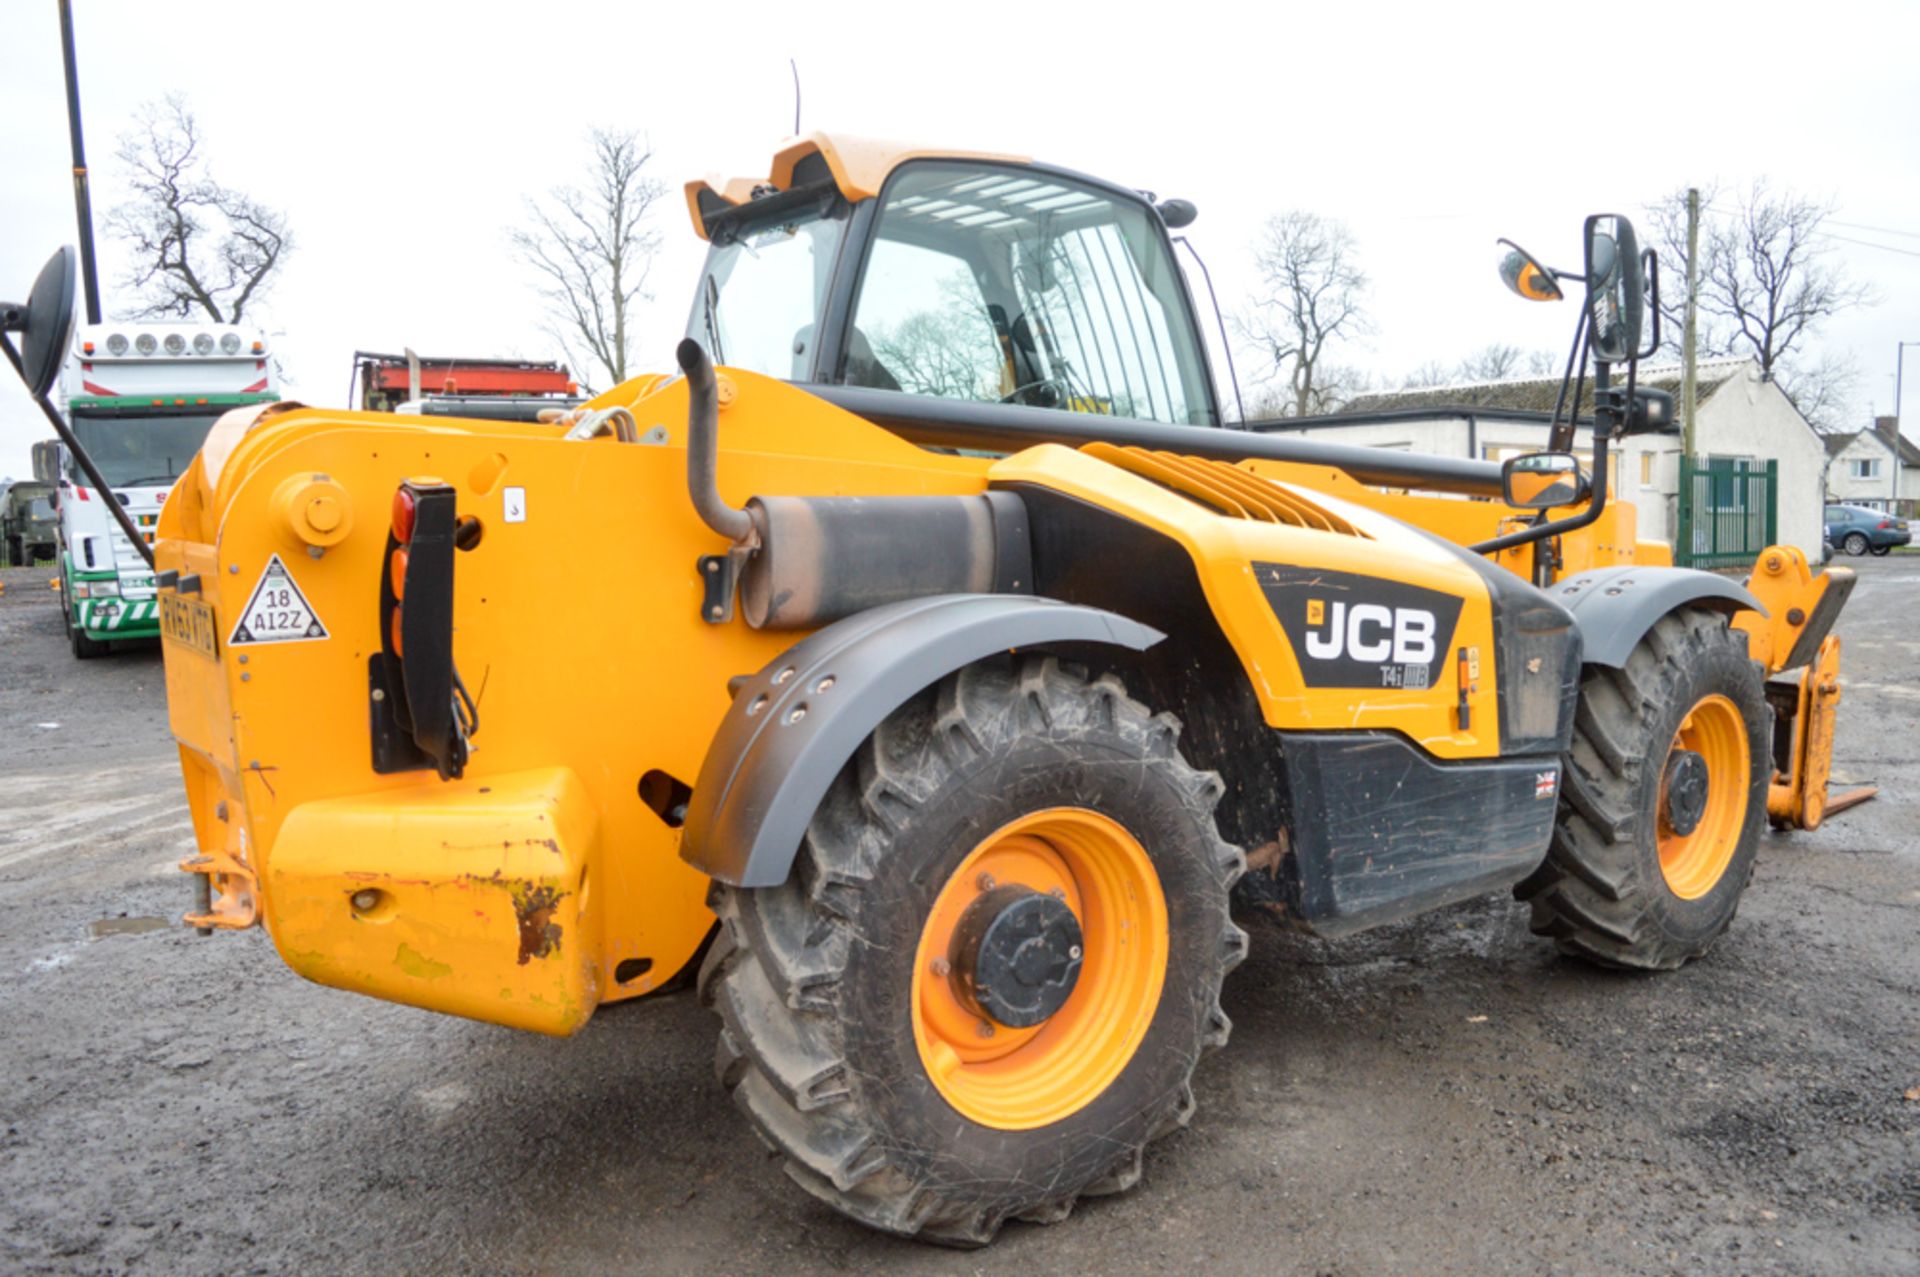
[510,129,665,389]
[104,95,292,323]
[1782,350,1860,434]
[1648,181,1877,416]
[1234,212,1371,417]
[1525,348,1561,377]
[1454,342,1527,382]
[871,311,1000,400]
[1399,359,1451,390]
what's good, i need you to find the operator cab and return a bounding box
[687,138,1222,428]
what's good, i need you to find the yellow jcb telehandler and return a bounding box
[0,134,1868,1244]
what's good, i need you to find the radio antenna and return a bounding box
[790,59,802,135]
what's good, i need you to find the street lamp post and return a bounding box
[1898,342,1920,508]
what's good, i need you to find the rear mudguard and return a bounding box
[680,594,1163,888]
[1549,566,1762,668]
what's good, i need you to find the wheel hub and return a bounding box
[948,884,1083,1028]
[1662,748,1710,837]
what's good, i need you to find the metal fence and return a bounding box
[1677,457,1776,569]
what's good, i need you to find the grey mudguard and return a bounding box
[1548,566,1764,668]
[680,594,1165,888]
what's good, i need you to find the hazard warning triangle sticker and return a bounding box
[228,553,330,646]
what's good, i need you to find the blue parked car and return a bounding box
[1824,504,1912,556]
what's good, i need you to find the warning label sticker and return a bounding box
[228,553,330,646]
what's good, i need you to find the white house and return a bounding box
[1823,416,1920,515]
[1252,359,1827,563]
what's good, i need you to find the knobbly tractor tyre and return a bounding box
[1519,605,1769,969]
[704,655,1246,1245]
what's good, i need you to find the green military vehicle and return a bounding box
[3,477,58,567]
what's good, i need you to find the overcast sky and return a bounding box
[4,0,1917,479]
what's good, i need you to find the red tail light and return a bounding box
[392,487,418,543]
[376,479,469,780]
[1877,519,1892,530]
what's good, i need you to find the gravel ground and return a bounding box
[1,559,1915,1276]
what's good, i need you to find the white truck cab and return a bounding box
[53,321,279,656]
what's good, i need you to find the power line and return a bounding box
[1816,231,1920,260]
[1828,217,1920,241]
[1636,199,1920,260]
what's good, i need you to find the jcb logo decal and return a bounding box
[1258,564,1464,691]
[1302,600,1439,667]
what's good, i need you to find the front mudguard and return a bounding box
[1550,566,1763,668]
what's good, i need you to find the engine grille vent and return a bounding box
[1082,442,1363,536]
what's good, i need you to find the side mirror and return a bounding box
[31,439,64,483]
[1502,451,1589,510]
[1156,198,1198,229]
[1496,239,1564,301]
[0,247,79,401]
[1584,215,1644,364]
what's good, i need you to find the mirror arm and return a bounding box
[1547,312,1592,454]
[1469,429,1611,557]
[1637,250,1662,360]
[0,332,158,570]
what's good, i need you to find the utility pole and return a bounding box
[57,0,102,325]
[1681,187,1700,458]
[1897,341,1918,508]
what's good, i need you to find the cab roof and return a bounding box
[684,131,1029,240]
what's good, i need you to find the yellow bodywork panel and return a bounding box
[270,767,601,1035]
[155,371,990,1033]
[685,131,1031,239]
[987,445,1505,759]
[1734,544,1839,675]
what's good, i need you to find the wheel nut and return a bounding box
[350,889,381,912]
[976,1021,995,1039]
[1068,945,1082,960]
[930,956,951,978]
[975,872,996,891]
[1049,887,1066,901]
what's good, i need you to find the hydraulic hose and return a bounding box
[676,339,754,543]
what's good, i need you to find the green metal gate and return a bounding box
[1676,458,1776,569]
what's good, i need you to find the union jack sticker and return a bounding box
[1534,770,1559,800]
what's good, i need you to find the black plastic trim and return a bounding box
[809,383,1504,495]
[680,594,1164,888]
[1238,732,1562,937]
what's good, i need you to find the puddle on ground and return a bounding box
[89,915,171,938]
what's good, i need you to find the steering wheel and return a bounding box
[999,378,1061,406]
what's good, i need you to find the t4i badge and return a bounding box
[1257,563,1463,690]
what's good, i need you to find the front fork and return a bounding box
[1733,546,1874,831]
[1765,635,1873,830]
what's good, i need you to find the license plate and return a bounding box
[160,593,218,658]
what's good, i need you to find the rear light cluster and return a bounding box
[377,479,478,780]
[388,486,418,651]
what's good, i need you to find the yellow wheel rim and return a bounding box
[910,807,1168,1131]
[1657,693,1750,900]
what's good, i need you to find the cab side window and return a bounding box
[844,162,1214,426]
[848,239,1003,399]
